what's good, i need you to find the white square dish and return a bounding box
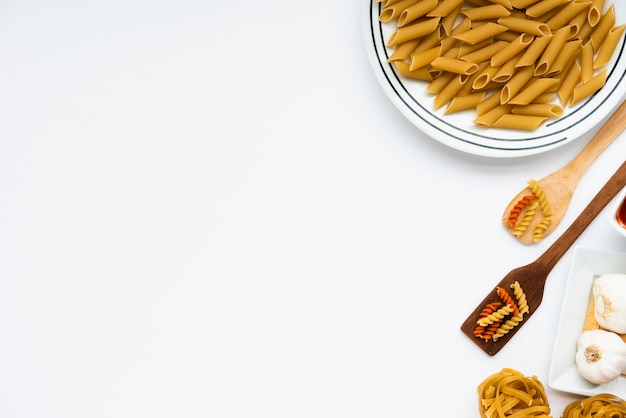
[548,247,626,397]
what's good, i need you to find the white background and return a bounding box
[1,1,625,417]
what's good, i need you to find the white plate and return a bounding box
[363,1,626,158]
[548,247,626,398]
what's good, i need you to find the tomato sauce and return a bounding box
[617,196,626,229]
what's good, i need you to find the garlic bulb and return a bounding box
[593,273,626,334]
[575,329,626,385]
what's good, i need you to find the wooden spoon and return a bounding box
[503,100,626,245]
[462,159,626,356]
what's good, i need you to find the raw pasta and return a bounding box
[497,16,552,36]
[506,194,534,227]
[477,304,513,327]
[492,314,523,341]
[380,0,625,130]
[478,368,551,418]
[595,24,626,68]
[492,114,547,130]
[461,4,511,20]
[511,103,563,118]
[533,215,553,242]
[562,393,626,418]
[496,286,520,316]
[527,178,552,215]
[473,282,529,343]
[589,0,606,26]
[510,281,529,315]
[513,200,539,237]
[398,0,439,26]
[571,69,607,105]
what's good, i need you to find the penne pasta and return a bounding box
[512,103,564,118]
[580,41,594,83]
[473,65,500,89]
[427,0,464,17]
[491,114,548,130]
[558,61,581,106]
[433,74,469,109]
[453,22,509,44]
[510,0,540,8]
[410,46,442,70]
[545,39,581,76]
[588,0,606,26]
[501,66,535,103]
[476,91,503,115]
[489,0,513,9]
[440,4,462,36]
[380,0,420,22]
[494,30,520,42]
[382,0,408,6]
[570,68,607,105]
[445,92,486,113]
[388,39,421,62]
[426,71,456,94]
[459,62,489,95]
[569,9,590,39]
[595,24,626,68]
[398,0,439,27]
[377,0,623,131]
[387,17,441,46]
[491,33,534,67]
[578,18,598,42]
[531,92,557,104]
[458,38,494,56]
[535,26,570,76]
[497,16,552,36]
[412,30,443,54]
[508,78,559,105]
[431,56,480,74]
[590,4,616,51]
[461,4,511,20]
[460,40,508,63]
[515,35,552,67]
[474,104,515,126]
[546,1,592,31]
[526,0,570,18]
[493,52,524,83]
[393,61,434,81]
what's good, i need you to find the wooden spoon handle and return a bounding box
[562,101,626,184]
[537,159,626,271]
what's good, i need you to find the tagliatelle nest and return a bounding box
[477,368,551,418]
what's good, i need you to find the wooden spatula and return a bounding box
[502,100,626,245]
[461,159,626,356]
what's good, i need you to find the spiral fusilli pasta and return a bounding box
[492,314,524,342]
[474,302,502,341]
[510,281,529,315]
[496,286,520,317]
[513,200,539,237]
[477,305,513,327]
[527,178,553,216]
[533,215,553,243]
[507,194,535,228]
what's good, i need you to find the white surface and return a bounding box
[1,1,626,417]
[549,247,626,398]
[365,0,626,158]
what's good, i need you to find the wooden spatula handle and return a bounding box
[563,101,626,183]
[538,159,626,271]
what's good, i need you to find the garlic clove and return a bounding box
[575,329,626,385]
[593,273,626,334]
